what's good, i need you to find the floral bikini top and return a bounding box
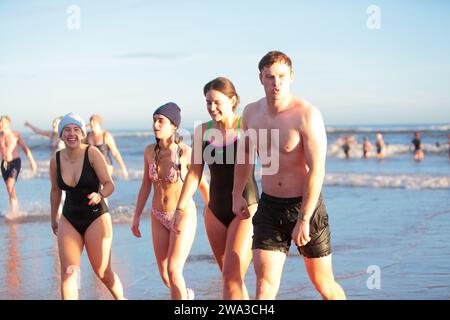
[149,145,182,184]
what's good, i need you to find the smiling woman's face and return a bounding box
[61,124,84,149]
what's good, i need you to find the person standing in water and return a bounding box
[375,133,386,159]
[173,77,259,300]
[131,103,209,300]
[25,116,65,153]
[86,114,129,180]
[233,51,345,300]
[411,131,424,161]
[0,115,37,212]
[49,112,125,300]
[362,136,373,159]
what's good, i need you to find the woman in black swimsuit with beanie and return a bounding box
[49,112,125,300]
[173,77,259,299]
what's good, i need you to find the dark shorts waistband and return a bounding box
[260,192,302,204]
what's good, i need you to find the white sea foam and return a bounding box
[324,173,450,190]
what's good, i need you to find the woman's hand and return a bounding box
[51,219,59,236]
[171,209,183,235]
[131,214,142,238]
[87,192,103,206]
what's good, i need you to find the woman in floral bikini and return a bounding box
[131,102,209,300]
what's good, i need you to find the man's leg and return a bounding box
[253,249,287,300]
[304,254,346,300]
[5,178,18,211]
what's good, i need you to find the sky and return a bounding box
[1,0,449,130]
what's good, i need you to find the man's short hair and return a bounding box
[258,51,293,72]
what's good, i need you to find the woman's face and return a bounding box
[205,89,236,122]
[89,119,102,131]
[61,124,84,149]
[153,114,175,140]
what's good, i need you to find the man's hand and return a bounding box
[292,219,311,247]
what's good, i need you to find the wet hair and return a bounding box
[90,114,103,124]
[258,51,293,72]
[203,77,240,112]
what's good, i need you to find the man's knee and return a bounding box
[311,276,337,299]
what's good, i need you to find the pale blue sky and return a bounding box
[1,0,449,130]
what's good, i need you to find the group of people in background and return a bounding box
[339,131,450,161]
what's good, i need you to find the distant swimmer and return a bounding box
[375,133,386,159]
[86,114,129,180]
[448,133,450,159]
[49,113,125,300]
[0,115,37,212]
[411,131,424,161]
[362,136,373,159]
[340,136,356,159]
[25,116,65,153]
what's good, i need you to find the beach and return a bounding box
[1,125,450,300]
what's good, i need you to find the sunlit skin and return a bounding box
[131,114,209,300]
[0,116,37,212]
[50,123,125,300]
[86,117,129,180]
[173,85,257,300]
[232,57,346,300]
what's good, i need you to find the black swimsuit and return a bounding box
[95,132,113,165]
[412,138,421,151]
[202,119,259,227]
[56,146,108,235]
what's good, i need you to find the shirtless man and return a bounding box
[0,115,37,212]
[232,51,346,300]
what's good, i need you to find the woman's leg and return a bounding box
[222,204,257,299]
[57,215,84,300]
[167,205,197,300]
[84,213,125,300]
[204,206,227,271]
[151,214,171,288]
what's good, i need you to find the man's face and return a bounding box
[0,118,10,131]
[259,62,293,101]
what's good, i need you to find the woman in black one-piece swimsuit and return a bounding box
[174,78,259,300]
[49,112,125,300]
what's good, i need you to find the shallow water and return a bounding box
[0,125,449,299]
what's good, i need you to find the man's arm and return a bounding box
[17,133,37,173]
[292,105,327,247]
[299,107,327,220]
[232,105,257,219]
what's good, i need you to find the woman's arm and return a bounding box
[105,131,129,180]
[24,122,51,138]
[131,145,153,237]
[49,154,62,235]
[88,146,115,205]
[172,124,206,234]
